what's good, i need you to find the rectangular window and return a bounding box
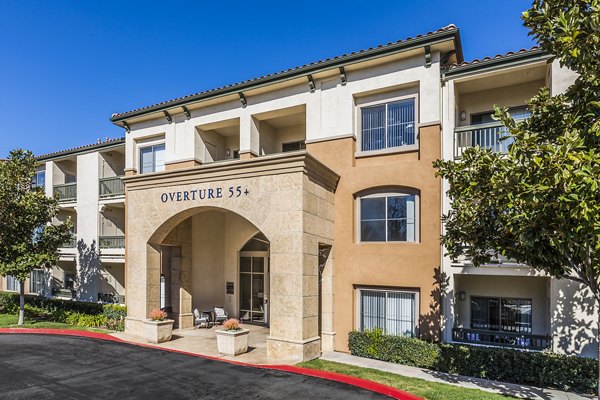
[30,269,44,294]
[361,98,415,152]
[6,275,20,292]
[471,296,532,334]
[282,140,306,152]
[139,144,166,174]
[360,193,416,242]
[33,170,45,188]
[359,289,417,337]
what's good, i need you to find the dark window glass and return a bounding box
[282,141,306,152]
[471,296,532,333]
[360,194,416,242]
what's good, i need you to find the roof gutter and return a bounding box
[111,29,462,124]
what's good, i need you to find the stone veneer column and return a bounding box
[267,174,335,361]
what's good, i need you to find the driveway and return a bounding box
[0,333,395,399]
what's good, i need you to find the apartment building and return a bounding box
[2,24,595,361]
[1,139,127,304]
[440,48,597,358]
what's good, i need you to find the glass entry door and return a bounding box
[239,252,269,325]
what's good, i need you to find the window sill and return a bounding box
[355,145,419,158]
[356,241,420,245]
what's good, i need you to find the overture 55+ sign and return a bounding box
[160,186,249,203]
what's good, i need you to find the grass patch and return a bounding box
[0,314,108,333]
[297,359,517,400]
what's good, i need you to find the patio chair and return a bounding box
[193,308,210,329]
[214,306,228,324]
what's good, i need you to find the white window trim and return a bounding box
[138,143,166,174]
[355,190,420,243]
[355,287,420,336]
[355,93,419,157]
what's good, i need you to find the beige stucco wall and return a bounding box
[551,278,598,358]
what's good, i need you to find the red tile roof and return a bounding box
[37,137,125,160]
[111,24,461,122]
[448,46,544,70]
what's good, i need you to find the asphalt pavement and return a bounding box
[0,334,392,399]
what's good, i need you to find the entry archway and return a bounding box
[123,156,338,360]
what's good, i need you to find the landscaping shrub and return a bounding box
[348,330,598,393]
[102,304,127,331]
[65,312,108,328]
[348,329,439,369]
[0,291,126,331]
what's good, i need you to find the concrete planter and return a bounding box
[143,319,174,344]
[216,329,249,356]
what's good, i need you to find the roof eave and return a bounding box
[111,28,461,124]
[444,49,551,80]
[36,138,126,162]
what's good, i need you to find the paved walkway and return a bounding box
[321,352,595,400]
[111,324,292,365]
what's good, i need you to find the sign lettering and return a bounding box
[160,185,249,203]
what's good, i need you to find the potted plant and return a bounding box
[143,309,174,344]
[216,318,249,356]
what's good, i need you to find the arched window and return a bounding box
[356,190,418,242]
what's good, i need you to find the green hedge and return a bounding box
[0,291,126,331]
[348,329,597,393]
[348,329,439,369]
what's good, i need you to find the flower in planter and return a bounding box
[222,318,242,331]
[148,309,168,321]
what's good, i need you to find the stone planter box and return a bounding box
[216,329,249,356]
[143,319,174,344]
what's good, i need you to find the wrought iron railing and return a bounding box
[53,183,77,202]
[99,235,125,249]
[454,121,526,159]
[99,176,125,198]
[452,328,551,351]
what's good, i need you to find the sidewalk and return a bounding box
[320,352,595,400]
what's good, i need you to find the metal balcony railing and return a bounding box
[53,183,77,202]
[453,328,551,351]
[99,235,125,249]
[454,121,523,159]
[99,176,125,198]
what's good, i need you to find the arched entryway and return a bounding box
[150,207,269,329]
[123,156,338,361]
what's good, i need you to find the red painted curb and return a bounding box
[0,328,422,400]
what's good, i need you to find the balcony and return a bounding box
[454,122,514,159]
[99,176,125,198]
[99,235,125,249]
[53,183,77,202]
[453,328,550,351]
[63,235,77,248]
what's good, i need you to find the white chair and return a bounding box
[214,306,228,324]
[193,308,209,329]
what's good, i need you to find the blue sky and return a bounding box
[0,1,535,157]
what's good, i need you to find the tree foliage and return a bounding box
[435,1,600,300]
[0,149,72,323]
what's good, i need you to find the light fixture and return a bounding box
[460,111,467,121]
[459,291,466,301]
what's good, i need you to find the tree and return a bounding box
[0,149,72,325]
[435,0,600,394]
